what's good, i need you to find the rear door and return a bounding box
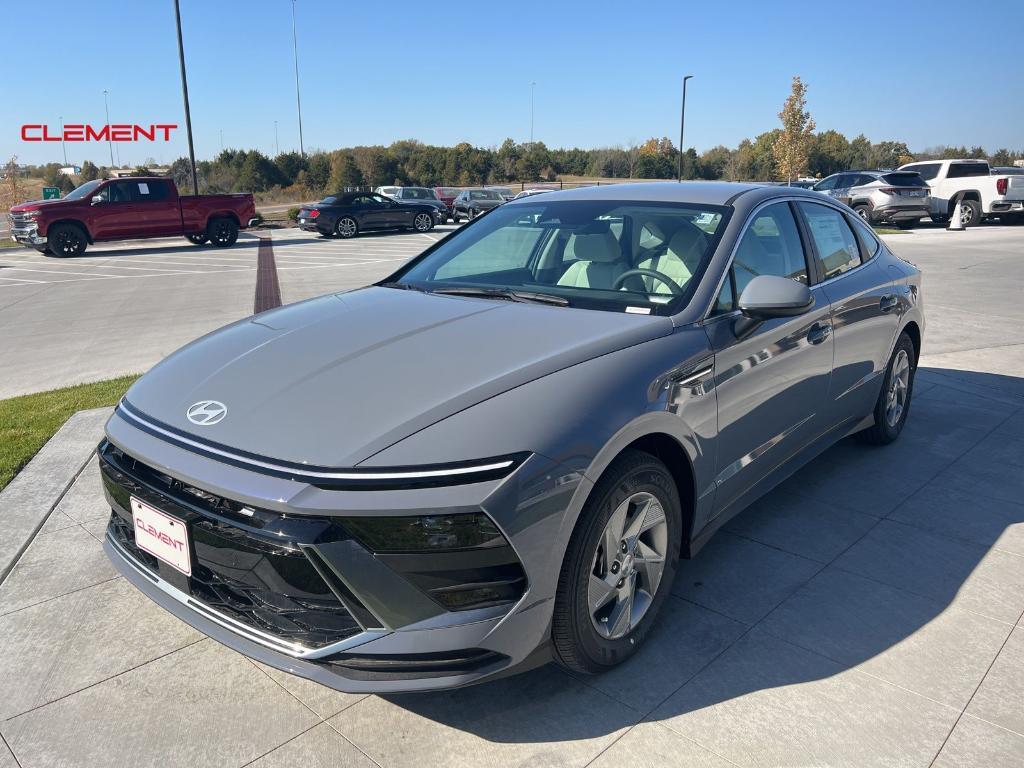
[796,201,901,425]
[133,180,181,236]
[831,174,860,206]
[703,201,835,517]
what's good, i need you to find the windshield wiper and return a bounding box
[379,281,429,292]
[429,286,570,306]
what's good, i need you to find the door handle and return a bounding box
[880,294,899,313]
[807,321,832,345]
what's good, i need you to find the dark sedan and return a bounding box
[298,192,438,238]
[452,188,505,222]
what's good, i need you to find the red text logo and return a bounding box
[20,124,178,142]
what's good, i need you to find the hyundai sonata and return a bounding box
[101,182,923,692]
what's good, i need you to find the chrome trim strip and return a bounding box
[107,533,389,659]
[115,404,513,481]
[677,365,714,387]
[713,413,814,486]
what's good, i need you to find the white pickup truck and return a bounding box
[897,159,1024,226]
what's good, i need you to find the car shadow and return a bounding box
[379,366,1024,747]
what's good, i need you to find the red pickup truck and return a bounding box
[8,177,258,257]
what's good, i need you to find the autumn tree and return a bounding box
[773,76,816,182]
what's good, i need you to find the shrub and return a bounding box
[287,207,301,222]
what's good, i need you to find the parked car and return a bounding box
[452,188,505,221]
[513,188,554,199]
[374,186,402,198]
[297,192,438,238]
[812,170,930,226]
[378,186,450,221]
[991,166,1024,176]
[486,187,516,202]
[433,186,461,216]
[100,181,923,693]
[898,159,1024,226]
[8,177,257,257]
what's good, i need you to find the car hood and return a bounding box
[10,198,70,213]
[122,286,673,467]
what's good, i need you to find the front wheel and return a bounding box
[47,223,88,257]
[552,449,681,674]
[853,204,873,224]
[413,212,434,232]
[207,217,239,247]
[855,331,916,445]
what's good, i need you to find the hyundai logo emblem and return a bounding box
[186,400,227,426]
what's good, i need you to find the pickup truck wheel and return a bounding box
[335,217,358,238]
[959,199,982,228]
[48,223,87,258]
[413,213,434,232]
[186,233,209,245]
[208,218,239,247]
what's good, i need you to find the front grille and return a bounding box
[100,442,367,649]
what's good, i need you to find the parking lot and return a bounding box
[0,223,1022,767]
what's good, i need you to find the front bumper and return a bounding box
[10,223,46,246]
[99,406,583,692]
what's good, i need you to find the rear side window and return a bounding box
[847,214,880,260]
[947,162,989,179]
[813,175,839,192]
[881,173,926,187]
[853,174,878,186]
[135,180,169,201]
[798,203,862,279]
[906,163,940,181]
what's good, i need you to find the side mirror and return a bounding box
[734,275,814,337]
[90,195,104,205]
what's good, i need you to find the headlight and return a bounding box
[22,210,40,219]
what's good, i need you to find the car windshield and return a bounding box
[470,190,502,201]
[390,200,729,315]
[402,188,437,199]
[63,179,103,201]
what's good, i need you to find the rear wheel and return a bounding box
[553,449,681,674]
[959,199,982,227]
[47,223,88,257]
[413,212,434,232]
[855,331,916,445]
[335,216,358,238]
[207,217,239,247]
[186,233,208,245]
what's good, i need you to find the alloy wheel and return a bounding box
[53,228,82,256]
[414,213,432,231]
[336,217,357,238]
[885,349,911,427]
[211,221,233,244]
[960,204,973,226]
[589,491,668,640]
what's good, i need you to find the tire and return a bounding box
[959,199,982,228]
[47,223,88,257]
[186,233,208,245]
[334,216,358,239]
[853,204,873,224]
[207,217,239,247]
[413,212,434,232]
[467,207,477,220]
[552,449,681,675]
[855,331,916,445]
[452,212,461,223]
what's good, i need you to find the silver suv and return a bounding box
[813,170,930,226]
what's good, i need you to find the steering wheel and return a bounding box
[611,268,685,295]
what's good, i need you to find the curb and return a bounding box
[0,407,112,583]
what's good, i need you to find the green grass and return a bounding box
[873,227,911,235]
[0,375,139,492]
[0,238,24,249]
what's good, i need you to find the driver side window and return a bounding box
[714,203,809,313]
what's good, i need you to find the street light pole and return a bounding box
[678,74,693,182]
[530,81,536,145]
[59,116,68,166]
[291,0,305,156]
[102,91,114,168]
[173,0,199,195]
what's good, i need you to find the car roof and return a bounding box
[501,180,781,207]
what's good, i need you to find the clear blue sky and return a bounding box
[3,0,1022,167]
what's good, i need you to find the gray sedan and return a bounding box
[100,182,923,692]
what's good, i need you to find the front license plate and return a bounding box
[131,497,191,576]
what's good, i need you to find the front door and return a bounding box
[89,181,145,240]
[703,201,834,515]
[374,194,413,228]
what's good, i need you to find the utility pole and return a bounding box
[59,116,68,166]
[102,91,114,168]
[173,0,200,195]
[678,75,693,182]
[291,0,305,155]
[529,81,536,145]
